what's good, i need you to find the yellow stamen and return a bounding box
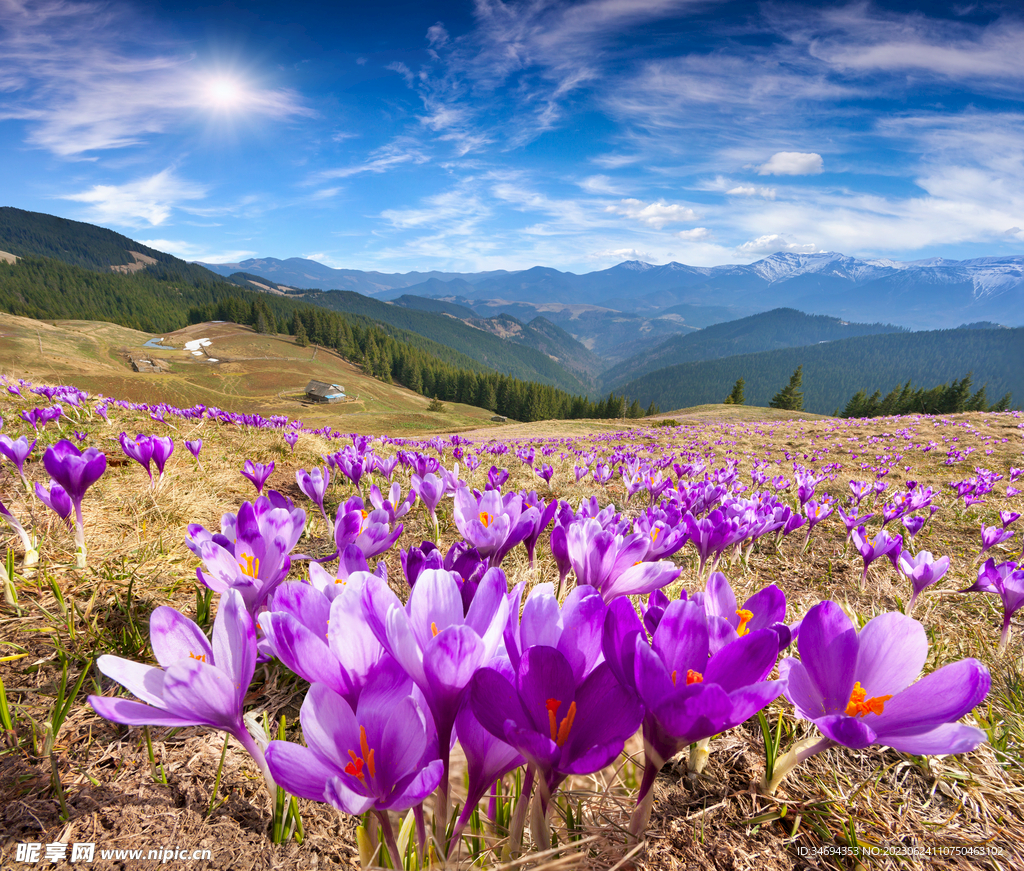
[479,511,493,528]
[238,553,259,578]
[188,651,207,663]
[431,622,439,638]
[735,608,753,637]
[650,528,660,542]
[845,681,893,717]
[686,669,703,685]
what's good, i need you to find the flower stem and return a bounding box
[509,765,535,856]
[376,811,403,870]
[760,735,834,795]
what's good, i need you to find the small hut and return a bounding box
[305,380,346,403]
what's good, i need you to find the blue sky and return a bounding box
[3,0,1024,272]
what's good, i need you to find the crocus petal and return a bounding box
[265,740,333,801]
[258,612,344,692]
[323,776,376,816]
[704,628,780,691]
[814,713,877,749]
[149,607,213,668]
[409,569,464,648]
[379,758,445,812]
[797,601,858,716]
[95,655,167,708]
[870,658,991,737]
[469,667,530,740]
[88,696,203,729]
[423,624,486,694]
[882,722,988,755]
[853,612,928,700]
[161,660,244,734]
[212,589,256,707]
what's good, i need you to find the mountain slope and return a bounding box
[617,327,1023,414]
[602,308,905,391]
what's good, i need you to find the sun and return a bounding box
[205,77,244,109]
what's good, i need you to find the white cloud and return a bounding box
[737,234,817,256]
[576,174,628,195]
[588,247,654,262]
[137,239,257,263]
[316,140,430,180]
[0,0,312,156]
[726,185,777,199]
[677,227,710,240]
[606,197,699,228]
[61,169,207,227]
[757,152,823,176]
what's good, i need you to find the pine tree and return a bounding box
[769,366,804,410]
[294,317,309,347]
[723,378,745,405]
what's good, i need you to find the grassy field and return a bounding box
[0,315,500,436]
[0,332,1021,870]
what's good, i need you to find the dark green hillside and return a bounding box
[294,290,592,395]
[0,206,218,287]
[392,294,479,318]
[603,308,905,391]
[618,328,1024,414]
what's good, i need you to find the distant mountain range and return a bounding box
[3,204,1021,414]
[200,251,1024,331]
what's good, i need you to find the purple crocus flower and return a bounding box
[284,431,299,452]
[362,567,510,836]
[88,589,275,796]
[612,599,784,833]
[696,571,790,654]
[151,436,174,484]
[469,645,642,849]
[979,524,1015,557]
[333,498,403,560]
[535,464,554,485]
[453,487,538,567]
[259,572,388,706]
[769,601,990,793]
[184,439,203,469]
[961,559,1024,653]
[187,495,306,616]
[549,523,572,596]
[521,492,557,567]
[43,439,106,567]
[1001,511,1022,529]
[450,669,525,845]
[485,466,509,491]
[412,472,444,532]
[566,517,679,602]
[901,515,926,540]
[0,434,35,490]
[35,481,73,526]
[369,482,416,524]
[265,672,443,868]
[119,432,154,481]
[851,526,902,588]
[898,551,950,614]
[240,459,275,495]
[296,466,332,531]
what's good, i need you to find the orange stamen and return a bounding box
[545,698,560,741]
[479,511,493,528]
[188,652,207,663]
[238,553,259,578]
[686,669,703,685]
[345,725,375,780]
[555,701,576,747]
[671,669,677,686]
[545,698,576,746]
[650,528,660,542]
[431,622,439,637]
[735,608,753,637]
[845,681,892,718]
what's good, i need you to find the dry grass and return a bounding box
[1,378,1023,870]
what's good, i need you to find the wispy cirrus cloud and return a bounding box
[61,169,207,226]
[0,0,311,157]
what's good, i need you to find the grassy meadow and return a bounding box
[0,343,1021,870]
